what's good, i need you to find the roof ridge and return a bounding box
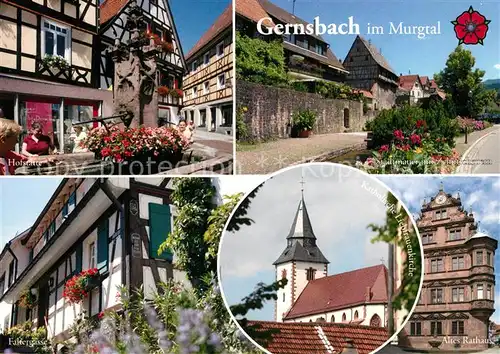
[315,325,335,353]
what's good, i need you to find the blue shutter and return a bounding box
[148,203,173,261]
[75,243,83,273]
[62,203,69,217]
[97,218,109,273]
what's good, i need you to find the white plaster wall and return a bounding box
[0,301,11,332]
[139,194,164,219]
[294,261,328,301]
[275,262,294,322]
[286,303,386,327]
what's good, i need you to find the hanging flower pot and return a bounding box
[157,86,170,97]
[19,288,37,308]
[63,268,100,304]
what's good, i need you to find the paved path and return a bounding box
[235,132,367,174]
[193,130,234,156]
[455,125,500,174]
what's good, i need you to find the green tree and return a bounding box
[236,32,289,86]
[434,46,496,117]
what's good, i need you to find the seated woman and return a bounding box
[177,119,194,144]
[22,122,55,156]
[0,118,55,175]
[71,125,88,153]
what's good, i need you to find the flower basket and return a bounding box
[63,268,99,304]
[41,54,70,71]
[19,289,37,309]
[170,88,183,98]
[83,126,189,175]
[157,86,170,97]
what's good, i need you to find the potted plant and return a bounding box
[292,109,317,138]
[18,288,37,308]
[170,88,183,99]
[41,54,70,72]
[157,86,170,97]
[63,268,99,304]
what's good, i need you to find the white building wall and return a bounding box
[0,301,11,332]
[275,262,294,322]
[286,303,386,327]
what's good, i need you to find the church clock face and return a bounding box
[435,195,447,205]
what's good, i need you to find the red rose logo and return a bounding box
[452,6,490,45]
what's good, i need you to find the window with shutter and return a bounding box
[97,218,109,273]
[149,203,173,261]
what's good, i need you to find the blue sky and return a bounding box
[0,178,62,247]
[219,166,403,321]
[379,176,500,324]
[170,0,231,55]
[268,0,500,80]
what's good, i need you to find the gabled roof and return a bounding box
[258,0,346,72]
[356,36,396,76]
[430,79,438,89]
[420,76,430,86]
[186,3,232,60]
[398,75,421,91]
[236,0,274,27]
[285,264,388,319]
[247,321,388,354]
[100,0,128,24]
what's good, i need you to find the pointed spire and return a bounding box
[439,181,444,191]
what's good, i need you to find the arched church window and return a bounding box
[342,313,346,322]
[330,315,335,322]
[370,314,381,327]
[354,310,359,319]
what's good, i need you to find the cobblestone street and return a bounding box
[235,132,367,174]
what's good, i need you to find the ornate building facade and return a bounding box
[182,4,233,135]
[401,185,497,351]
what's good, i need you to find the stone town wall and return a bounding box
[237,81,367,142]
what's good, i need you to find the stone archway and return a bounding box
[370,314,381,327]
[343,108,350,129]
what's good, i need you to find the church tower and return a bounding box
[273,178,329,322]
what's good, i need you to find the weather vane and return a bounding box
[300,172,305,196]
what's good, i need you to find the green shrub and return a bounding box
[292,109,317,131]
[291,81,310,92]
[236,32,288,86]
[313,81,363,101]
[236,106,250,141]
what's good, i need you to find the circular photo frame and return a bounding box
[218,163,424,354]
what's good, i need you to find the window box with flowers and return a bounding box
[82,126,190,174]
[147,33,174,53]
[169,88,183,99]
[63,268,100,304]
[18,288,37,309]
[157,86,170,97]
[41,54,71,75]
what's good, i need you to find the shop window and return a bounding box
[42,19,70,61]
[222,106,232,127]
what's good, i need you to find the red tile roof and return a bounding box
[430,79,438,89]
[236,0,274,27]
[285,265,388,320]
[398,75,420,91]
[353,89,373,99]
[100,0,128,24]
[419,76,429,86]
[247,321,388,354]
[185,3,232,60]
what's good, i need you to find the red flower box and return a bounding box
[63,268,99,304]
[157,86,170,97]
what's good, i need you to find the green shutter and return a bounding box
[75,243,83,273]
[97,218,109,273]
[149,203,173,261]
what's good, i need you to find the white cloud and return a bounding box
[494,64,500,70]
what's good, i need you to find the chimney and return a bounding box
[340,339,359,354]
[365,287,372,302]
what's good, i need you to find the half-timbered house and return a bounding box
[182,3,233,135]
[343,36,399,110]
[99,0,187,126]
[397,75,425,106]
[0,177,228,350]
[0,0,113,153]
